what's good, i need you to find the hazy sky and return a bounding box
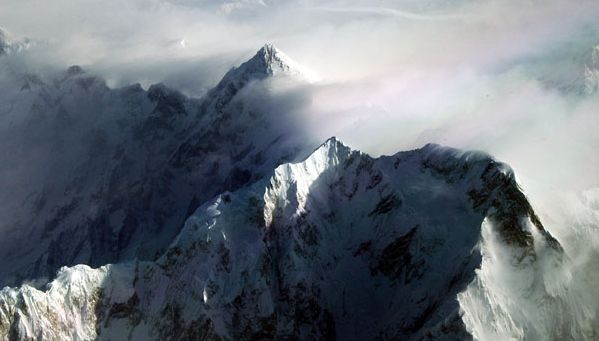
[1,0,599,239]
[1,0,598,87]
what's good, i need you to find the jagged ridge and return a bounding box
[0,138,560,340]
[0,43,316,287]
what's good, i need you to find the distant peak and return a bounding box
[0,28,10,54]
[218,43,318,85]
[585,43,599,67]
[67,65,85,76]
[253,43,290,68]
[256,43,278,58]
[210,43,319,105]
[0,27,8,42]
[0,28,31,55]
[59,65,86,82]
[241,43,295,77]
[322,136,342,148]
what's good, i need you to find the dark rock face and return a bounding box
[0,139,560,340]
[0,46,316,287]
[75,139,559,340]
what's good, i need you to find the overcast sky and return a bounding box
[1,0,597,87]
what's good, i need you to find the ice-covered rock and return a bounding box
[0,28,31,55]
[0,138,560,340]
[582,44,599,94]
[0,44,317,287]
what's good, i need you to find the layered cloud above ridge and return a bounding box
[1,0,598,88]
[1,0,599,241]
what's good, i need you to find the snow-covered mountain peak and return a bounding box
[264,137,353,226]
[0,28,31,55]
[205,43,318,109]
[214,44,317,94]
[0,28,15,55]
[0,138,563,340]
[245,43,295,76]
[224,44,296,81]
[0,28,7,54]
[305,136,353,165]
[279,136,351,173]
[250,43,315,80]
[583,43,599,94]
[65,65,85,77]
[255,43,282,62]
[0,40,322,288]
[585,44,599,65]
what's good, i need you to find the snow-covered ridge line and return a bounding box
[0,262,143,341]
[583,44,599,94]
[0,28,31,55]
[0,138,560,340]
[0,43,318,288]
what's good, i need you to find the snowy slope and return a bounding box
[0,28,30,56]
[582,44,599,94]
[0,44,318,286]
[0,138,561,340]
[531,40,599,95]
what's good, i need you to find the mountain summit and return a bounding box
[0,28,30,55]
[0,28,13,55]
[207,43,317,110]
[237,43,314,78]
[243,43,295,76]
[0,43,318,287]
[583,44,599,94]
[215,44,316,91]
[0,138,561,340]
